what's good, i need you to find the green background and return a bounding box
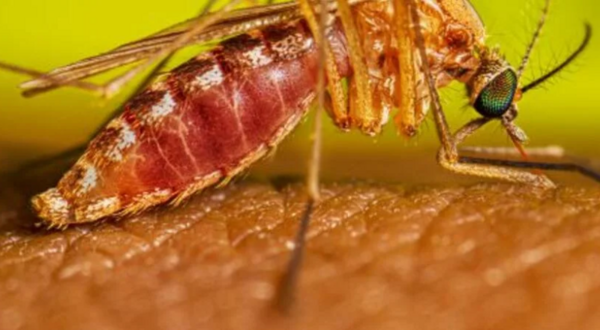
[0,0,598,179]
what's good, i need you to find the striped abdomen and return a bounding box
[33,20,351,226]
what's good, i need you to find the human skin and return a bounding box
[2,159,600,330]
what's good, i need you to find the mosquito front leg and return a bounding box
[437,118,556,188]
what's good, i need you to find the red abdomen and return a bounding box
[32,20,350,225]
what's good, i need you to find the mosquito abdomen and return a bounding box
[32,20,351,227]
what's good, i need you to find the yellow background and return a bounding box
[0,0,598,178]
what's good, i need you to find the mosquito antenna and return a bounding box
[460,156,600,182]
[517,0,551,77]
[522,23,592,93]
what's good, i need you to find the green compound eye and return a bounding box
[474,69,518,118]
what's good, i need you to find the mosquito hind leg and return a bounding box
[93,0,243,99]
[274,81,325,314]
[275,0,339,313]
[9,53,173,177]
[0,61,104,95]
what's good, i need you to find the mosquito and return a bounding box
[0,0,597,310]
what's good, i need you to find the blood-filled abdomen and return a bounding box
[33,19,350,226]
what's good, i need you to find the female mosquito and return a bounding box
[0,0,597,310]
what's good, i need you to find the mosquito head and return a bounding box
[467,22,591,125]
[467,49,519,119]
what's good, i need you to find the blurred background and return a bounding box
[0,0,598,184]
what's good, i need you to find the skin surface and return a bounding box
[2,158,600,330]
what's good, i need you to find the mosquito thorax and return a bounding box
[467,49,519,118]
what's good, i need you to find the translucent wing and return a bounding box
[20,2,302,94]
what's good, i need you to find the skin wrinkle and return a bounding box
[108,221,155,252]
[325,189,462,285]
[0,234,67,268]
[227,187,284,248]
[459,236,600,329]
[301,184,370,241]
[357,192,452,264]
[49,191,222,280]
[129,191,231,248]
[297,187,466,301]
[414,186,467,261]
[48,229,93,280]
[2,178,600,329]
[290,186,383,280]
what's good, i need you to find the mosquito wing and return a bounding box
[20,2,302,95]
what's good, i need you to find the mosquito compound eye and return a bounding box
[474,69,518,118]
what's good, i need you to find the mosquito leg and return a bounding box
[275,0,331,313]
[275,88,325,313]
[14,0,242,99]
[5,0,218,175]
[335,0,380,134]
[459,157,600,183]
[0,61,104,95]
[437,118,556,188]
[458,143,600,183]
[402,0,456,155]
[297,0,349,129]
[393,0,418,136]
[9,55,173,177]
[95,0,243,99]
